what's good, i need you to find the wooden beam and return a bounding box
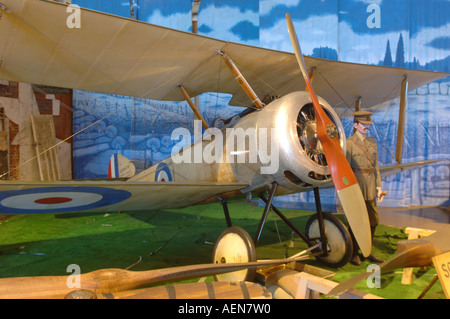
[191,1,201,126]
[266,269,382,299]
[401,227,436,285]
[217,50,264,109]
[94,281,270,299]
[179,86,209,129]
[396,76,408,164]
[30,114,61,181]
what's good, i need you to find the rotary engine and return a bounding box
[229,91,346,195]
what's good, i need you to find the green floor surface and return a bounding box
[0,201,444,299]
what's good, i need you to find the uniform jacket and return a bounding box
[346,133,382,200]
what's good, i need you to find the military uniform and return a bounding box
[346,111,384,265]
[346,133,381,227]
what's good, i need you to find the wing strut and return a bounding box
[216,50,264,109]
[179,85,209,129]
[395,76,408,164]
[355,96,362,112]
[352,97,362,134]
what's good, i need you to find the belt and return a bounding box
[352,168,375,174]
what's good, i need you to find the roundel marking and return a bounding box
[155,162,172,182]
[0,187,132,214]
[34,197,73,205]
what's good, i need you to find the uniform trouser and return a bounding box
[350,199,379,256]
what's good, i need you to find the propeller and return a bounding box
[327,238,442,297]
[0,255,309,299]
[286,13,372,257]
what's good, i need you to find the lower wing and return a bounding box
[0,180,248,214]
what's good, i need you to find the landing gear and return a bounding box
[212,226,257,282]
[214,183,354,272]
[305,212,353,268]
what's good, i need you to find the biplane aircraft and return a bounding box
[0,0,448,283]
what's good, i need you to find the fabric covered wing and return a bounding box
[378,159,444,179]
[0,0,447,109]
[0,180,248,214]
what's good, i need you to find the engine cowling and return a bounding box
[229,91,346,195]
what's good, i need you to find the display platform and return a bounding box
[0,201,444,299]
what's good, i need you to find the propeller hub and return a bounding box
[301,120,323,155]
[326,123,339,139]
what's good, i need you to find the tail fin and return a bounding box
[108,153,136,178]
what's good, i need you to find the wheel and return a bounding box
[212,226,257,282]
[305,212,353,268]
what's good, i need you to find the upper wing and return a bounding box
[0,180,248,214]
[0,0,447,109]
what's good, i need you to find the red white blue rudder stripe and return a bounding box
[108,153,136,178]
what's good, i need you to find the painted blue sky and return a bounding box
[261,0,450,34]
[74,0,130,17]
[259,0,450,66]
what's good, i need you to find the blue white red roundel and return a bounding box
[155,162,172,182]
[0,187,132,214]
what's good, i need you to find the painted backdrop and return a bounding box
[72,0,450,208]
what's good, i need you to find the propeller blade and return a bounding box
[286,13,371,257]
[327,238,441,297]
[0,255,309,299]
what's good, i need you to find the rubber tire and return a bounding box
[305,212,353,268]
[212,226,257,282]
